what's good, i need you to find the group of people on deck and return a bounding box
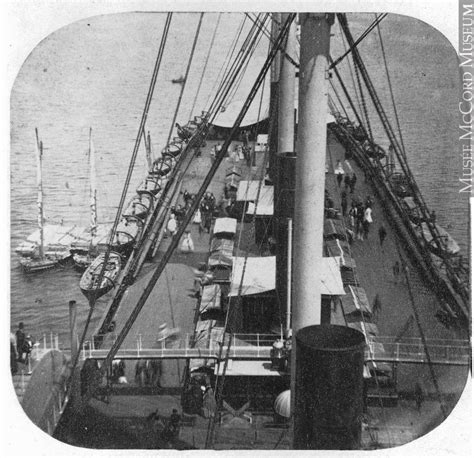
[348,197,373,241]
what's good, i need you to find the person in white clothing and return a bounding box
[167,213,177,236]
[180,231,194,253]
[363,206,373,239]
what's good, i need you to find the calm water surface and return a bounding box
[10,13,468,345]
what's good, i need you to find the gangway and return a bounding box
[80,334,471,367]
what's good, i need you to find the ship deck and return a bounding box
[54,135,469,450]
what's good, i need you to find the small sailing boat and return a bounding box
[20,130,70,273]
[79,251,122,300]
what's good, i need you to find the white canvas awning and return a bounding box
[213,218,237,236]
[236,181,273,203]
[246,186,274,216]
[229,256,345,297]
[320,257,346,295]
[236,180,260,201]
[229,256,276,297]
[212,97,270,128]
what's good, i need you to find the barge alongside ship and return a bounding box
[12,11,470,451]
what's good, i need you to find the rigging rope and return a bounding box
[66,12,173,380]
[353,56,373,141]
[336,22,365,127]
[330,116,450,424]
[325,138,393,447]
[246,12,300,68]
[100,13,296,372]
[205,20,291,446]
[205,15,248,112]
[188,13,222,119]
[329,55,365,129]
[208,14,268,117]
[223,15,269,109]
[337,13,453,268]
[330,14,387,70]
[393,235,449,420]
[166,13,204,146]
[374,14,407,156]
[206,133,270,449]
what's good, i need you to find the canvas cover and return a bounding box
[213,218,237,236]
[228,256,345,297]
[246,185,274,215]
[340,285,372,316]
[200,284,221,313]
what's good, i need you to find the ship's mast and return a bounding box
[291,12,334,445]
[278,13,296,154]
[292,13,333,331]
[268,13,281,183]
[35,128,44,259]
[89,127,97,238]
[275,12,297,338]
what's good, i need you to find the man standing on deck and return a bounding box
[341,193,348,216]
[350,173,357,193]
[15,322,25,362]
[378,225,387,247]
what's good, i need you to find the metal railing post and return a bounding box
[396,343,400,361]
[43,333,47,350]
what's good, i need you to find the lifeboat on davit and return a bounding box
[150,157,174,177]
[137,175,162,197]
[79,251,122,301]
[123,194,154,220]
[418,222,460,257]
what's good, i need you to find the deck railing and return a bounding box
[80,333,470,366]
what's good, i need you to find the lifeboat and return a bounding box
[150,157,174,177]
[111,218,142,254]
[418,222,460,256]
[162,142,183,159]
[137,176,162,196]
[123,194,154,220]
[80,251,122,301]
